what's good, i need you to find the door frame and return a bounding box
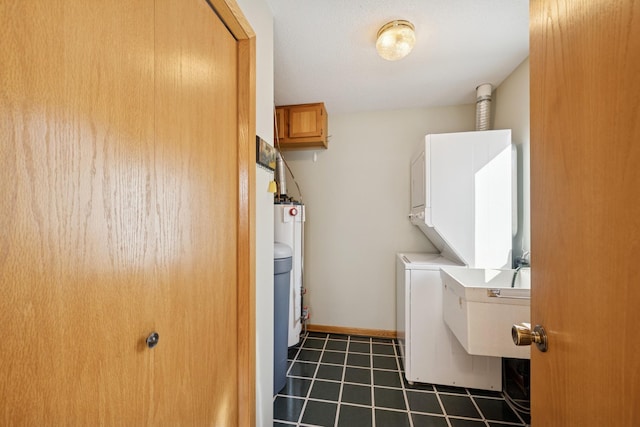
[207,1,256,425]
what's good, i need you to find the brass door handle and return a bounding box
[512,322,548,352]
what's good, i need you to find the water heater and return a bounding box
[274,202,305,347]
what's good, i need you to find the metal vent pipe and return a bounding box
[475,83,492,131]
[275,150,287,197]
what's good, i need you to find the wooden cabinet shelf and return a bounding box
[274,102,328,150]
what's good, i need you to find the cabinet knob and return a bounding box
[146,332,160,349]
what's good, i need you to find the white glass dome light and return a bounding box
[376,20,416,61]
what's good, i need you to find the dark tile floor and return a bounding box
[273,332,531,427]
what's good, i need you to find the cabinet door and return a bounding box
[288,104,324,138]
[275,107,286,142]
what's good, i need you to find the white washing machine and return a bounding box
[396,253,502,390]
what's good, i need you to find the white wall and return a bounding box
[281,105,475,331]
[494,58,530,262]
[234,0,274,425]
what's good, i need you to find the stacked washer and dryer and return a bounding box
[397,129,514,390]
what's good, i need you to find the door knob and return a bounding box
[146,332,160,349]
[512,323,548,352]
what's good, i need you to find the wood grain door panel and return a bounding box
[0,0,244,424]
[530,0,640,425]
[1,1,156,424]
[153,0,238,423]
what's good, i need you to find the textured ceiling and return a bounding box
[266,0,529,114]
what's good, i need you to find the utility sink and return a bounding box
[440,267,531,359]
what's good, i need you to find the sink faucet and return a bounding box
[511,266,524,288]
[511,251,530,288]
[516,251,530,268]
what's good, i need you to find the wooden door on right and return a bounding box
[530,0,640,425]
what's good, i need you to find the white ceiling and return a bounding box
[265,0,529,115]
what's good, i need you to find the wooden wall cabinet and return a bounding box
[275,102,328,149]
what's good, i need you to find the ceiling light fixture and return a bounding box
[376,20,416,61]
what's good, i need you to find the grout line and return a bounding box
[469,394,512,401]
[285,347,303,375]
[368,336,377,427]
[394,339,414,427]
[295,333,322,425]
[333,335,348,427]
[406,409,452,417]
[294,342,310,424]
[279,333,529,427]
[506,393,530,426]
[467,392,490,426]
[372,406,414,414]
[308,333,330,424]
[433,392,452,427]
[447,415,495,422]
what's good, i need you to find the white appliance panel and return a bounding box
[409,130,513,269]
[396,253,502,391]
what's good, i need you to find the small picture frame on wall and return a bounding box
[256,135,276,171]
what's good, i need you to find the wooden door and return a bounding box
[530,0,640,425]
[152,1,239,424]
[0,1,155,423]
[0,0,255,424]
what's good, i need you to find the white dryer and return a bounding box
[396,253,502,390]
